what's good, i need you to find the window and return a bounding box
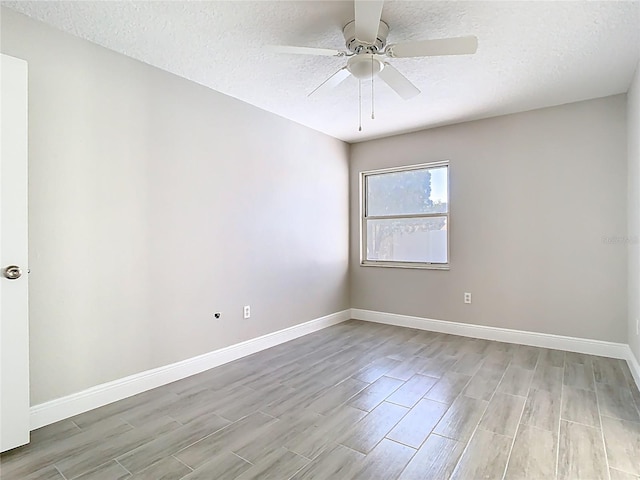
[361,161,449,269]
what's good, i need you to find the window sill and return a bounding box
[360,261,450,271]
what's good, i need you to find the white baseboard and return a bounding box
[351,308,632,363]
[626,347,640,390]
[30,309,351,430]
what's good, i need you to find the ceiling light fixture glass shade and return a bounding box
[347,54,384,80]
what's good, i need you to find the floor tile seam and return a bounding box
[447,358,512,479]
[383,428,433,452]
[230,450,254,466]
[591,359,613,480]
[555,359,565,479]
[170,455,194,472]
[64,458,121,480]
[115,458,132,475]
[598,413,640,425]
[155,420,245,465]
[499,355,537,480]
[69,421,83,433]
[165,414,185,427]
[336,403,410,457]
[54,465,69,480]
[594,384,640,423]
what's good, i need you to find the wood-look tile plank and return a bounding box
[596,383,640,422]
[557,420,608,479]
[387,398,448,448]
[601,416,640,476]
[398,434,465,480]
[29,420,81,445]
[115,413,230,475]
[530,365,563,394]
[450,353,485,376]
[479,393,526,437]
[234,410,321,464]
[340,401,409,454]
[348,376,404,412]
[352,438,416,480]
[593,357,630,386]
[387,356,431,381]
[419,355,458,378]
[352,357,403,383]
[497,365,534,397]
[386,374,438,408]
[72,460,131,480]
[424,371,471,405]
[481,350,512,372]
[561,386,600,427]
[179,451,251,480]
[563,362,595,391]
[511,345,541,370]
[56,416,183,479]
[307,377,369,415]
[450,428,513,480]
[287,405,367,460]
[174,412,277,470]
[290,443,364,480]
[462,367,504,401]
[538,348,565,367]
[234,447,309,480]
[5,466,66,480]
[520,388,561,432]
[215,383,294,422]
[610,468,640,480]
[432,395,488,442]
[505,424,556,480]
[1,417,133,479]
[128,456,192,480]
[565,352,594,366]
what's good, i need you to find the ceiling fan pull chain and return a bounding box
[371,56,375,120]
[358,79,362,131]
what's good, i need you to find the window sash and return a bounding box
[361,162,449,269]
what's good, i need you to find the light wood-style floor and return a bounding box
[2,320,640,480]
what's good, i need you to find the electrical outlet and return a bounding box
[243,305,251,319]
[214,312,221,319]
[464,292,472,304]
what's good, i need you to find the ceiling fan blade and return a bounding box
[378,63,420,100]
[267,45,346,57]
[386,36,478,58]
[308,68,351,97]
[355,0,384,44]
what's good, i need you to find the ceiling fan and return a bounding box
[269,0,477,129]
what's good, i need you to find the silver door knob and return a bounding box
[3,265,22,280]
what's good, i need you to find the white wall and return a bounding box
[1,8,350,405]
[629,62,640,363]
[351,96,628,343]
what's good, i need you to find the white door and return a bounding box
[0,53,30,452]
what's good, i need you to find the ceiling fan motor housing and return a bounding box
[343,20,389,54]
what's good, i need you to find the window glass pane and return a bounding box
[366,217,448,263]
[366,166,448,216]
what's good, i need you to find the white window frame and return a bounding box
[360,161,450,270]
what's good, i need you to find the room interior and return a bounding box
[1,1,639,479]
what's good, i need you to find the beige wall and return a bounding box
[1,8,350,405]
[350,96,628,343]
[629,63,640,363]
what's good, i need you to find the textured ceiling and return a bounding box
[3,1,640,143]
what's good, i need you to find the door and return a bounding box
[0,53,30,452]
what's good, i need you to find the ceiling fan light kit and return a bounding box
[270,0,478,131]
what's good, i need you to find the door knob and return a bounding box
[3,265,22,280]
